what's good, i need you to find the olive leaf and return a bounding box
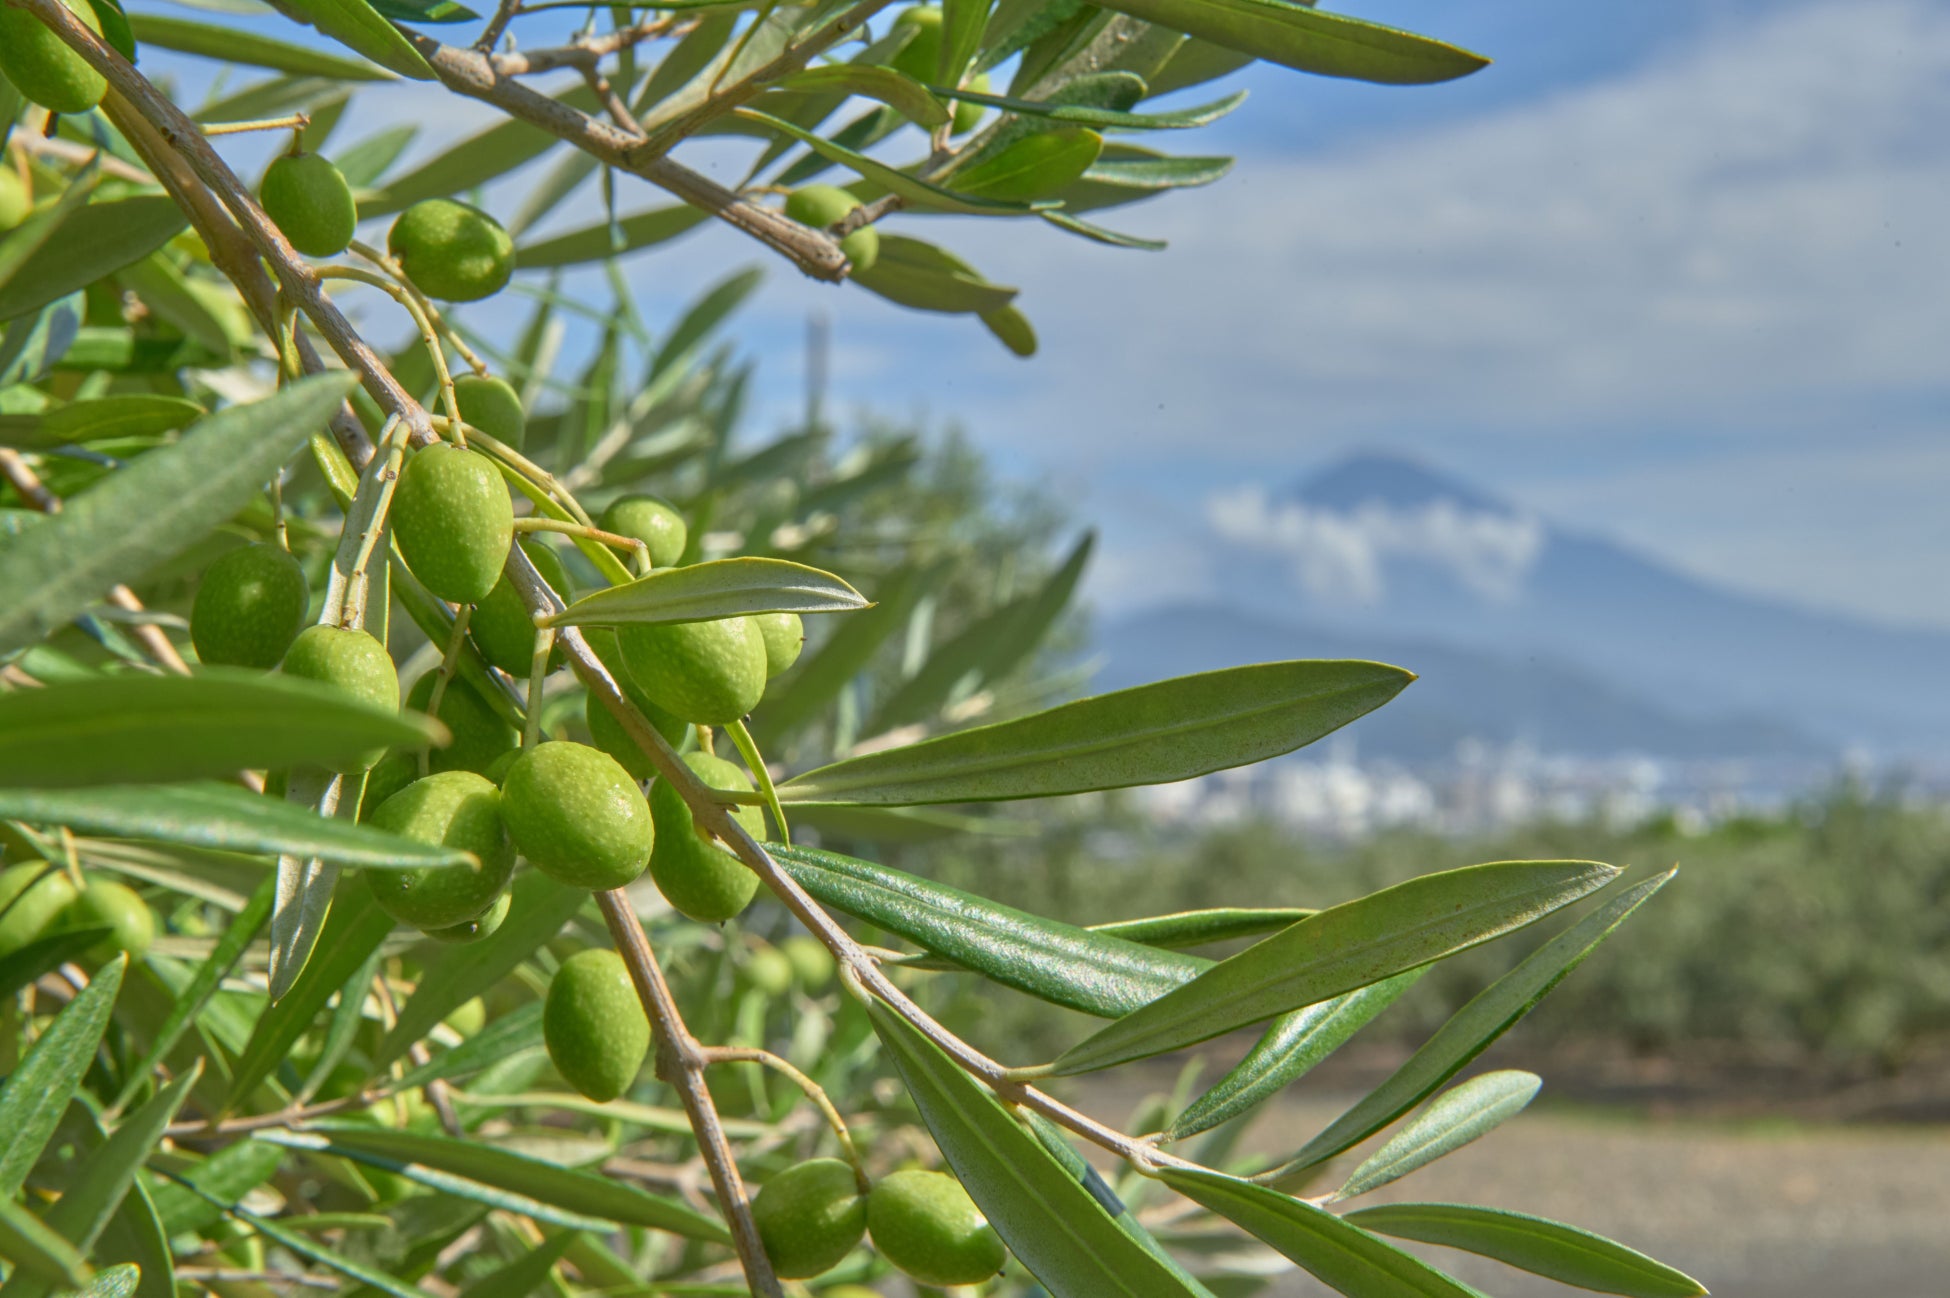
[128,14,394,80]
[0,955,126,1197]
[1091,0,1488,84]
[1344,1204,1708,1298]
[0,197,185,323]
[542,556,867,627]
[1334,1070,1541,1200]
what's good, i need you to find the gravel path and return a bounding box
[1223,1097,1950,1298]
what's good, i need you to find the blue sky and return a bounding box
[137,0,1950,630]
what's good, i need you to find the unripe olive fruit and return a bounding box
[190,543,310,669]
[543,947,649,1102]
[745,943,794,997]
[443,996,487,1036]
[280,625,399,773]
[753,611,804,677]
[0,169,30,232]
[751,1158,867,1279]
[784,185,878,273]
[499,741,654,890]
[581,627,686,780]
[393,442,514,605]
[646,751,764,924]
[454,374,525,449]
[599,494,687,569]
[0,0,108,115]
[406,671,516,775]
[0,863,78,958]
[388,199,513,302]
[954,72,991,135]
[60,880,155,961]
[360,750,417,818]
[470,540,568,676]
[260,152,358,258]
[889,6,944,83]
[425,887,511,943]
[363,772,515,931]
[618,615,766,725]
[867,1168,1005,1287]
[782,935,836,992]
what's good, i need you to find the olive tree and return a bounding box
[0,1,1705,1296]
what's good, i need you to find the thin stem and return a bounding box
[595,891,783,1298]
[723,717,788,847]
[319,265,464,437]
[513,516,649,566]
[701,1046,864,1190]
[524,625,554,750]
[423,604,474,776]
[201,113,309,137]
[350,240,490,378]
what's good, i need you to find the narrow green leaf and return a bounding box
[851,234,1020,315]
[95,1178,175,1298]
[112,874,273,1117]
[0,1195,90,1288]
[774,843,1207,1017]
[735,108,1053,214]
[866,998,1210,1298]
[70,1265,140,1298]
[515,205,708,269]
[0,158,101,298]
[787,659,1413,806]
[951,127,1104,201]
[1049,860,1618,1075]
[0,784,473,867]
[394,1001,543,1091]
[455,1230,577,1298]
[543,557,867,628]
[373,871,584,1069]
[364,85,602,216]
[1335,1070,1539,1200]
[335,123,419,189]
[1090,0,1487,85]
[227,878,394,1111]
[652,266,764,377]
[1268,871,1671,1180]
[0,674,441,788]
[1160,1168,1482,1298]
[1167,970,1423,1141]
[158,1173,438,1298]
[758,564,929,737]
[149,1141,286,1238]
[1061,148,1233,212]
[0,955,125,1197]
[262,1124,731,1241]
[777,64,950,129]
[14,1067,200,1281]
[0,294,85,387]
[0,196,188,323]
[1343,1204,1707,1298]
[940,0,991,84]
[1092,907,1315,950]
[0,395,205,448]
[1043,210,1167,250]
[937,82,1247,129]
[0,372,357,656]
[980,303,1037,356]
[278,0,435,80]
[1148,38,1255,96]
[127,14,394,80]
[368,0,478,22]
[0,926,112,1001]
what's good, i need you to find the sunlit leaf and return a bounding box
[1093,907,1316,950]
[952,128,1104,201]
[777,64,950,129]
[0,955,125,1197]
[127,14,394,80]
[515,205,708,269]
[788,659,1413,806]
[1091,0,1487,84]
[0,394,204,448]
[278,0,435,80]
[939,82,1247,129]
[851,234,1020,315]
[868,998,1211,1297]
[544,557,867,628]
[1335,1070,1539,1199]
[0,1195,90,1289]
[1343,1203,1707,1298]
[1049,860,1618,1075]
[735,109,1054,214]
[0,196,188,323]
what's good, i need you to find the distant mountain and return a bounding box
[1104,452,1950,760]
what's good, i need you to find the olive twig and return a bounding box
[348,240,491,379]
[318,265,465,437]
[511,516,650,569]
[200,113,309,137]
[700,1046,866,1191]
[421,604,474,777]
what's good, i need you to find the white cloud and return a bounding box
[1206,488,1546,605]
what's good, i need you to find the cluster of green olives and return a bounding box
[751,1158,1007,1285]
[0,861,155,964]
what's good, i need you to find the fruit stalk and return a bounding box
[593,889,784,1298]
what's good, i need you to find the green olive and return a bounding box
[443,996,487,1036]
[866,1168,1005,1287]
[393,442,514,605]
[406,671,517,775]
[0,0,107,115]
[453,374,525,449]
[280,625,399,773]
[0,863,78,959]
[0,169,33,232]
[190,543,310,669]
[751,1158,867,1279]
[784,185,879,273]
[543,947,649,1102]
[753,611,804,677]
[646,751,764,923]
[260,152,358,258]
[387,199,514,302]
[954,72,991,135]
[888,6,944,84]
[582,628,687,781]
[363,772,515,931]
[599,495,687,569]
[60,879,155,961]
[424,888,511,944]
[745,943,794,997]
[781,935,836,992]
[499,741,654,890]
[469,540,568,676]
[618,616,767,725]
